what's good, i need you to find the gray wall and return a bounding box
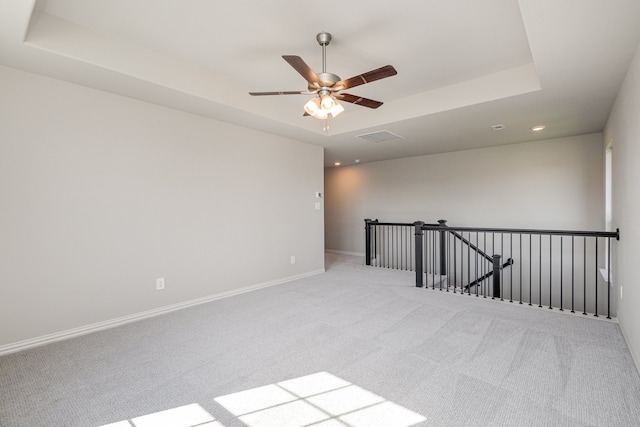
[0,66,325,348]
[325,134,605,255]
[605,40,640,370]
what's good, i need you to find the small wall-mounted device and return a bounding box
[315,192,322,198]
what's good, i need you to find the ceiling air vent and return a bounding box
[357,130,404,143]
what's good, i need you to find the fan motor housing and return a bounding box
[309,72,340,91]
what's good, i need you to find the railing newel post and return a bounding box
[438,219,448,276]
[364,219,372,266]
[414,221,425,287]
[492,254,501,299]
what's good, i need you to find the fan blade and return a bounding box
[334,65,397,91]
[249,91,310,96]
[338,93,383,109]
[283,55,321,88]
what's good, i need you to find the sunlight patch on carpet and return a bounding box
[100,403,223,427]
[214,371,426,427]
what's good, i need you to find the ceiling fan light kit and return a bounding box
[249,32,397,121]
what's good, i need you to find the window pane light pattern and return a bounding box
[99,372,425,427]
[214,371,426,427]
[100,403,223,427]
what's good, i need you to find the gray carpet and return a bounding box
[1,253,639,427]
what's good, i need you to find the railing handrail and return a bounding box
[421,224,619,240]
[370,221,440,227]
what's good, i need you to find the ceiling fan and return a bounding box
[249,32,397,120]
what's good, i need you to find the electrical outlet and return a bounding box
[156,277,165,290]
[290,256,296,265]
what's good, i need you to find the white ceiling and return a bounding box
[1,0,640,167]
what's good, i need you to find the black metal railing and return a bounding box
[365,219,619,319]
[364,219,440,271]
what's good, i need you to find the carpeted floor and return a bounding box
[1,253,639,427]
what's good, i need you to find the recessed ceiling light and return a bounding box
[531,125,546,132]
[491,124,506,131]
[355,159,360,163]
[334,162,341,166]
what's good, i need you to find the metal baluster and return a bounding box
[381,225,384,267]
[409,226,412,270]
[396,226,399,270]
[407,225,410,271]
[374,224,377,265]
[389,226,392,269]
[382,225,386,268]
[396,225,399,269]
[373,224,377,267]
[399,225,402,270]
[403,226,407,270]
[475,232,479,297]
[423,230,428,283]
[399,226,403,270]
[391,225,398,269]
[440,231,444,291]
[510,233,513,302]
[484,232,488,298]
[529,234,532,306]
[437,229,440,289]
[594,238,599,317]
[492,233,496,299]
[501,233,504,301]
[571,236,575,313]
[379,225,383,268]
[583,236,587,315]
[607,237,611,319]
[424,230,428,283]
[539,234,542,308]
[453,233,457,294]
[519,234,523,304]
[426,230,430,286]
[467,232,471,295]
[397,226,400,270]
[549,235,553,309]
[460,232,464,295]
[392,226,396,269]
[423,230,427,284]
[408,226,411,271]
[433,229,436,289]
[387,225,391,268]
[387,225,390,268]
[388,225,391,269]
[446,231,451,292]
[406,225,409,271]
[560,237,564,311]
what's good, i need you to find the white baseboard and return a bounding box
[618,317,640,375]
[0,268,325,356]
[326,249,365,257]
